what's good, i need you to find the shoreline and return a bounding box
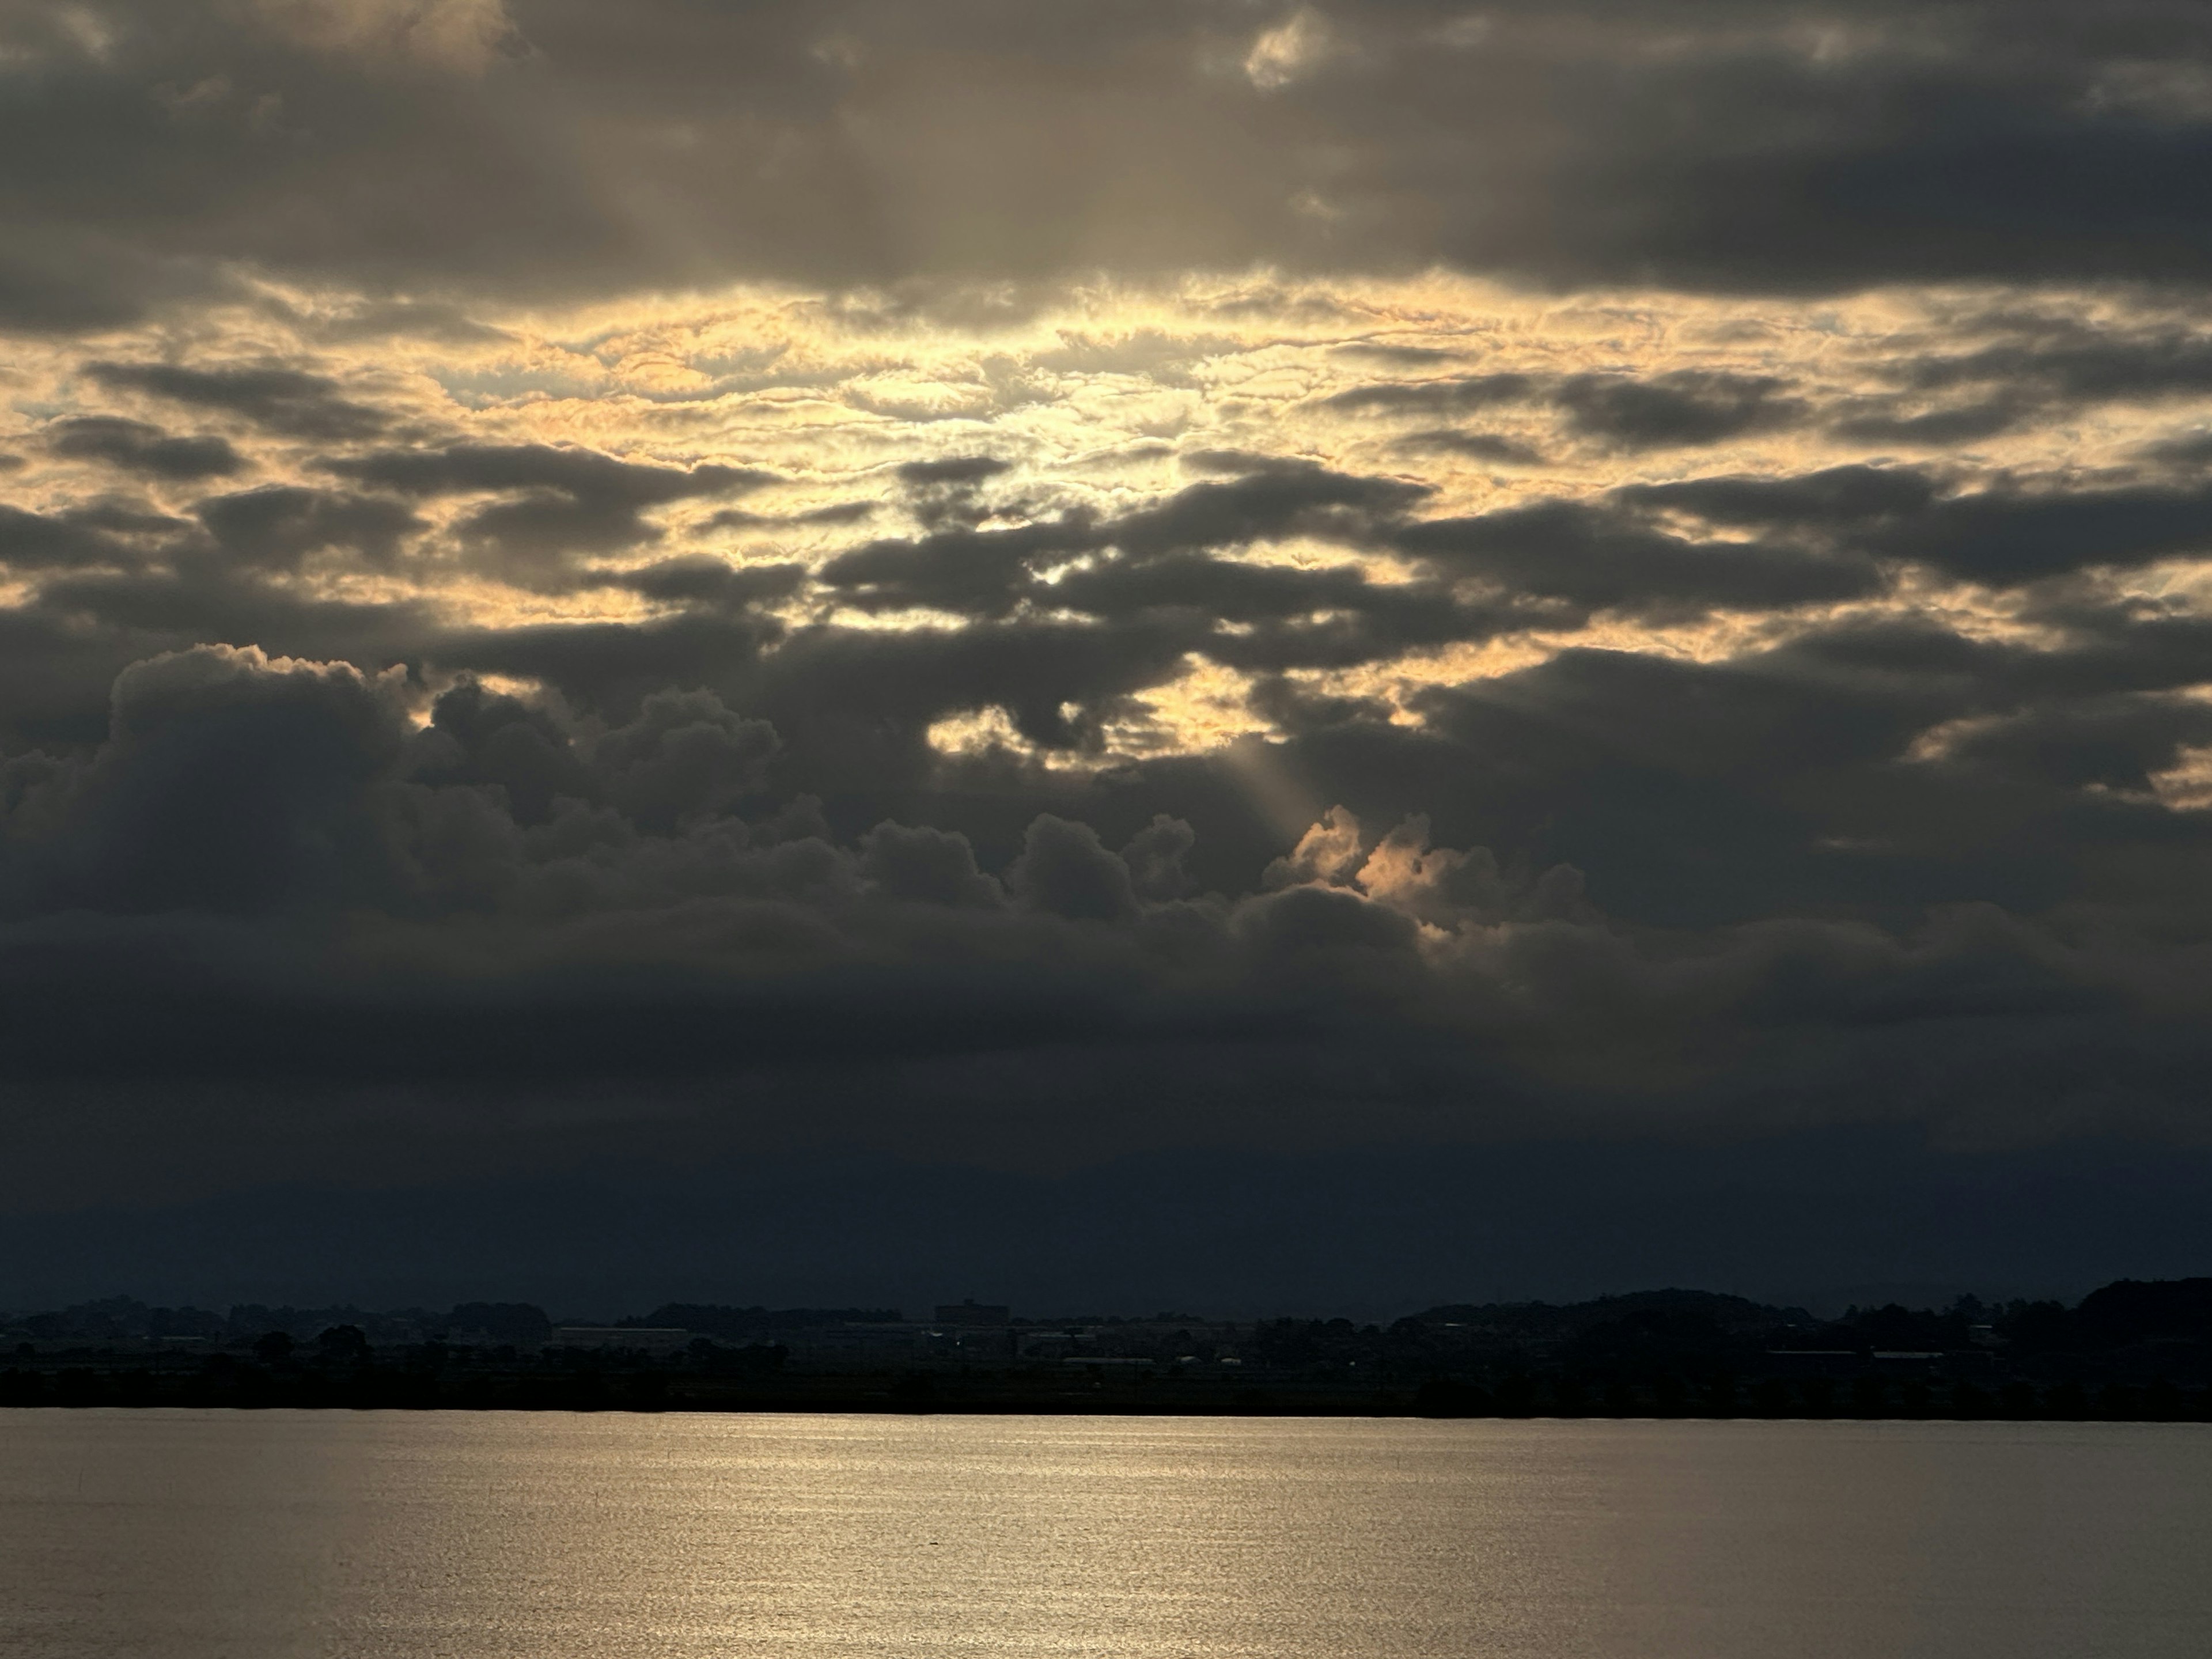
[7,1371,2210,1423]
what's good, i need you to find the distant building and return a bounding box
[551,1326,692,1355]
[933,1300,1010,1327]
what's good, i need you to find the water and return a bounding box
[1,1411,2207,1658]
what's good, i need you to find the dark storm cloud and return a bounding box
[5,533,2212,1212]
[6,631,2212,1211]
[47,416,244,481]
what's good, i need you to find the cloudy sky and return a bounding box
[8,0,2212,1312]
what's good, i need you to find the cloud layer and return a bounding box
[5,2,2212,1300]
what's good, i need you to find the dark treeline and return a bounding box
[6,1280,2212,1419]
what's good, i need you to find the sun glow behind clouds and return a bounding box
[14,269,2212,770]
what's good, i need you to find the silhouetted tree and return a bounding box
[2046,1381,2089,1419]
[1950,1380,1990,1419]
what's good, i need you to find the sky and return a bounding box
[7,0,2212,1315]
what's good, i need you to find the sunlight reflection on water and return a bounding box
[1,1411,2207,1658]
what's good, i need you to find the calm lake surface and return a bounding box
[1,1411,2207,1658]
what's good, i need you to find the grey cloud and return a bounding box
[33,646,410,915]
[1607,466,2212,590]
[456,493,665,565]
[2139,429,2212,467]
[0,506,137,574]
[1110,460,1431,555]
[1394,500,1885,616]
[1007,815,1138,923]
[19,0,2212,317]
[820,516,1100,618]
[1614,465,1940,528]
[590,556,809,611]
[3,618,2212,1200]
[1397,431,1548,466]
[1829,402,2029,447]
[47,416,244,480]
[1941,694,2212,795]
[1906,326,2212,406]
[0,546,444,751]
[749,615,1203,762]
[194,486,421,570]
[11,0,2212,1225]
[0,646,2118,1080]
[406,676,778,836]
[859,820,1006,909]
[897,456,1013,487]
[707,502,878,530]
[593,687,781,834]
[1868,481,2212,586]
[408,678,592,827]
[0,229,194,334]
[324,443,778,576]
[429,612,788,729]
[1323,374,1539,418]
[18,452,2212,861]
[821,459,1429,618]
[1121,814,1199,903]
[1553,372,1803,449]
[325,444,773,504]
[308,300,514,346]
[1330,370,1798,452]
[86,363,387,441]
